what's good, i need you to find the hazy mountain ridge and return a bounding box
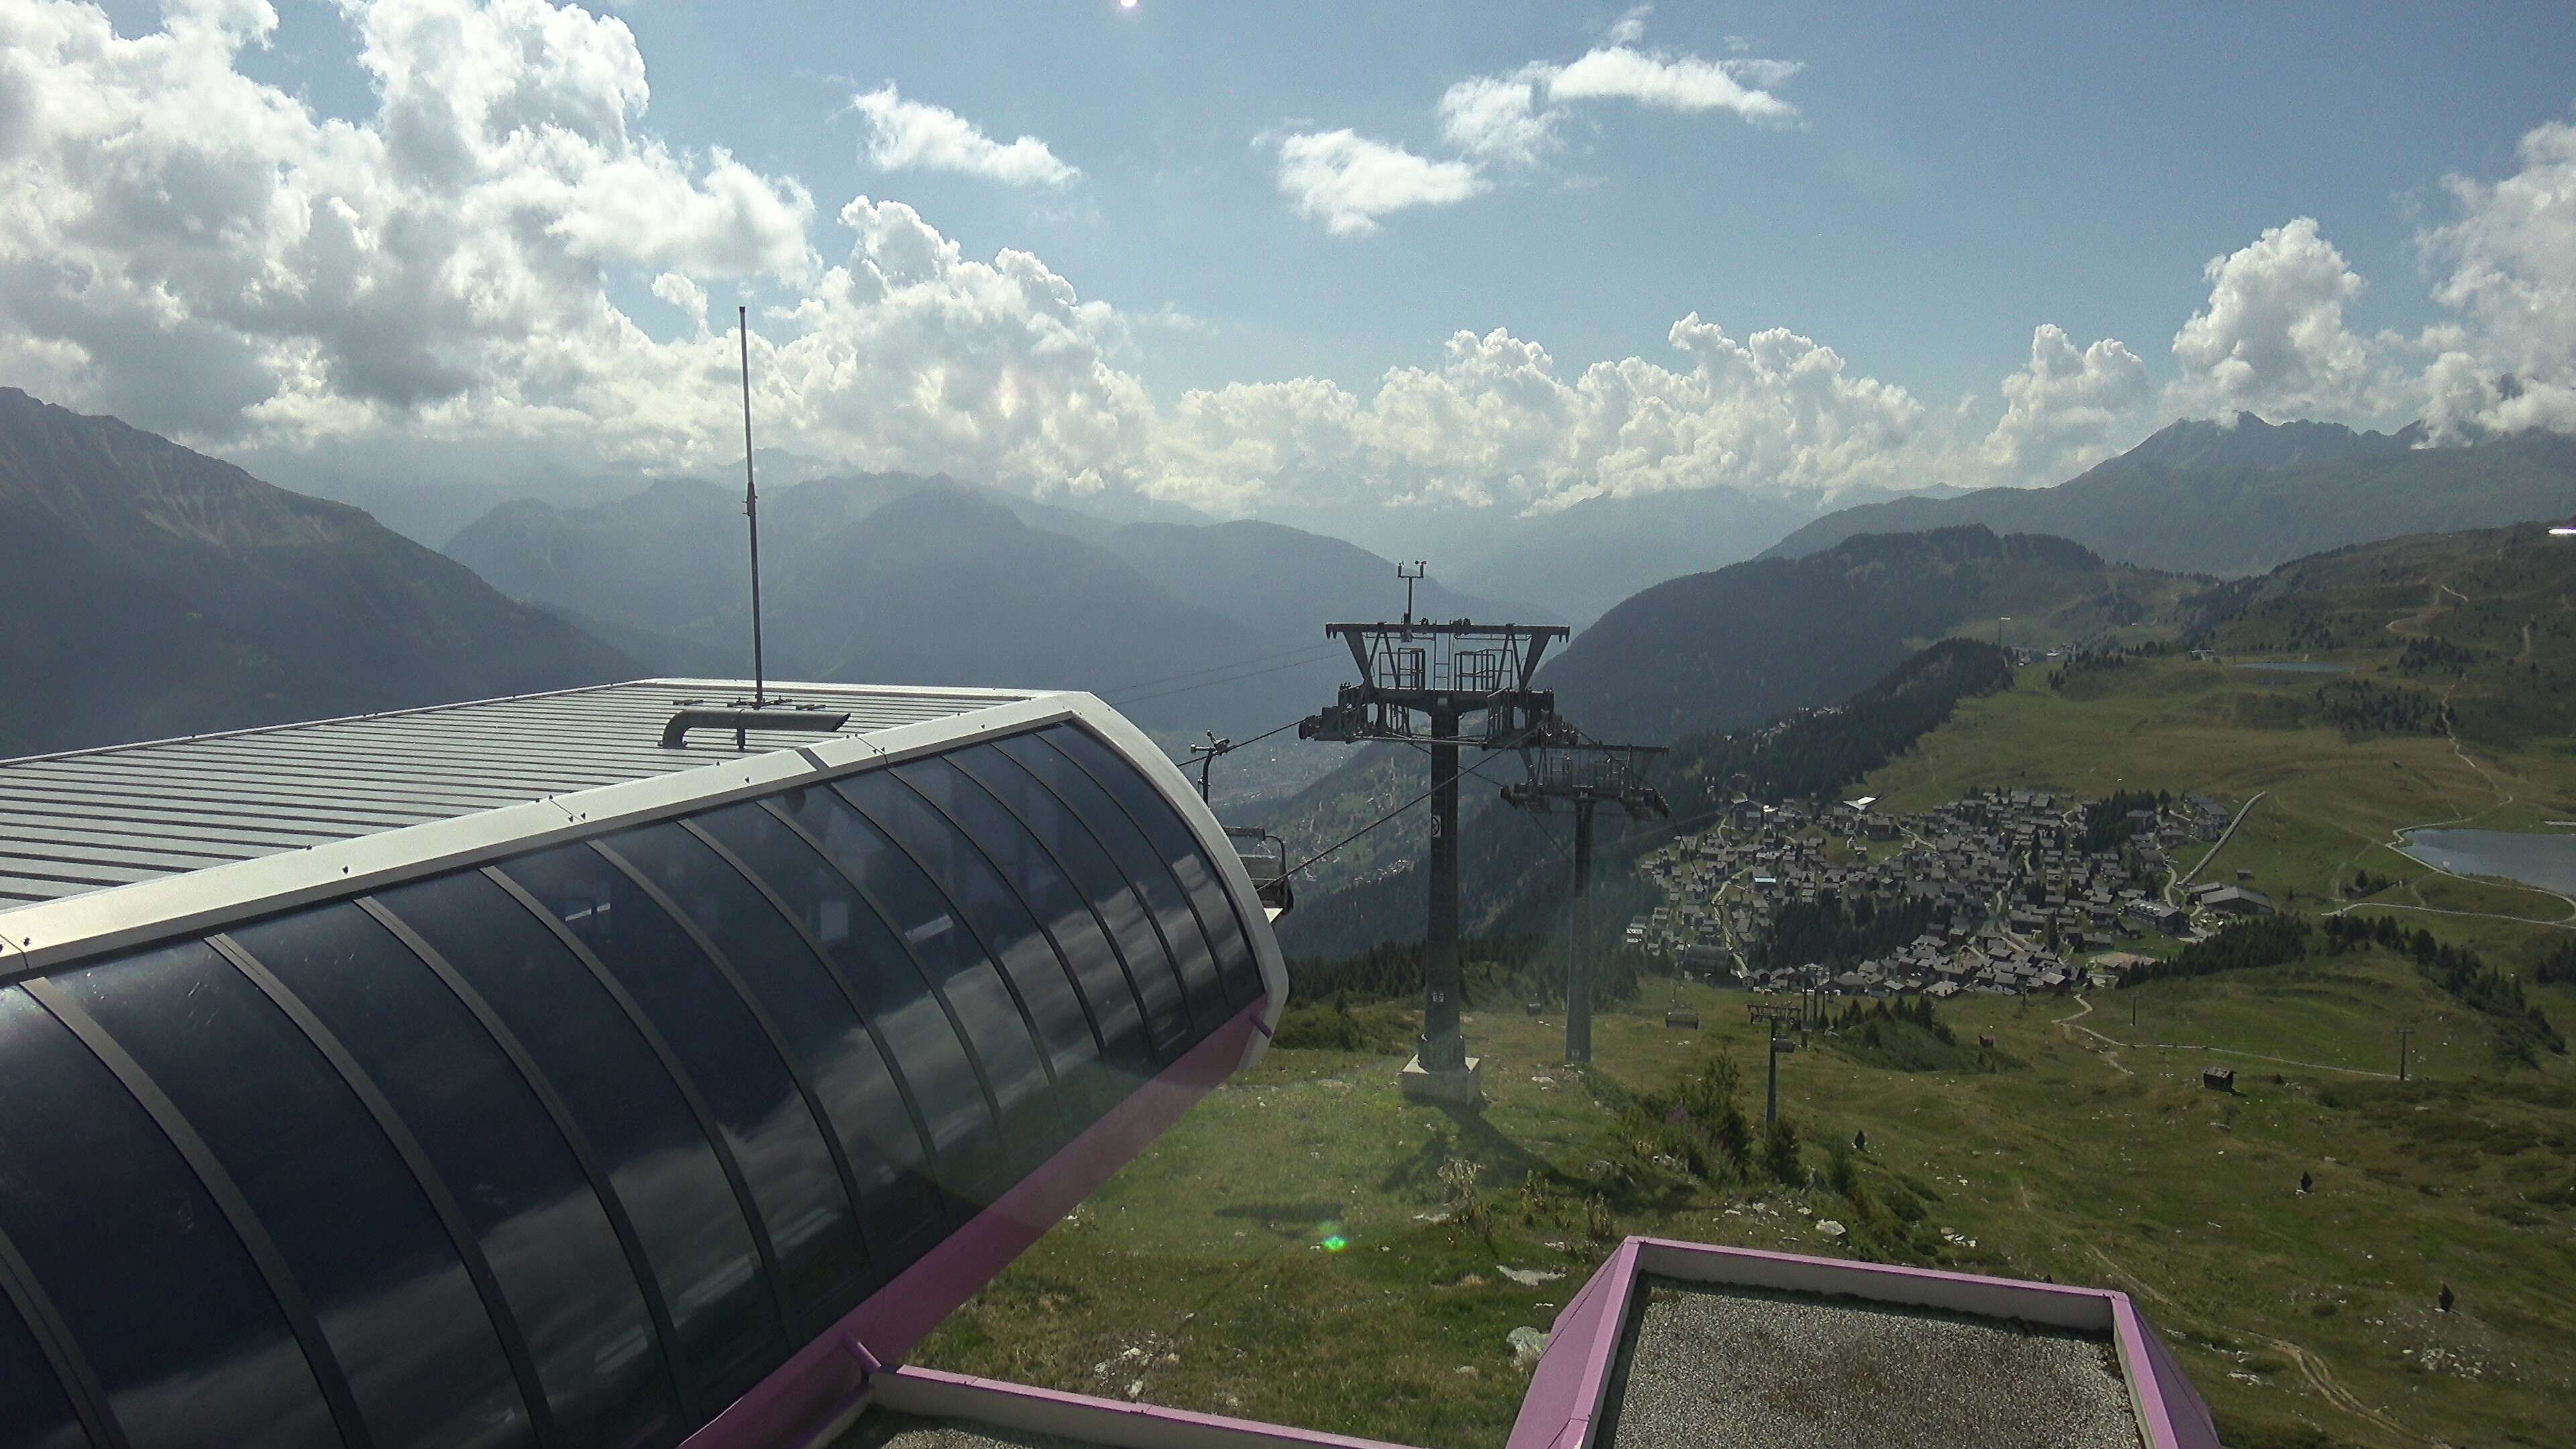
[1762,414,2576,576]
[1450,485,1813,629]
[0,388,636,757]
[443,474,1538,737]
[1538,524,2192,743]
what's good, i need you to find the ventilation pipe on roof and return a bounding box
[661,709,851,749]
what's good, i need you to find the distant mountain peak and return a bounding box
[2122,412,2411,473]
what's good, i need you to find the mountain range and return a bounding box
[1762,414,2576,575]
[1537,524,2191,743]
[443,470,1538,738]
[0,388,633,757]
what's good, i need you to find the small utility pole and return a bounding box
[739,305,767,712]
[1766,1033,1789,1127]
[2398,1026,2414,1082]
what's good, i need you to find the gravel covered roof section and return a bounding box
[1604,1277,2140,1449]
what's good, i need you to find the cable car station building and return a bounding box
[0,681,2220,1449]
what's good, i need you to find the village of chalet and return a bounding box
[1631,787,2278,999]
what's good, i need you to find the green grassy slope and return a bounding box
[895,965,2575,1449]
[2184,521,2576,750]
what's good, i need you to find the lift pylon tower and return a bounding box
[1301,588,1568,1104]
[1499,736,1670,1065]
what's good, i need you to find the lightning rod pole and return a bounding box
[740,305,767,710]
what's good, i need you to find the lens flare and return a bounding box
[1322,1234,1348,1252]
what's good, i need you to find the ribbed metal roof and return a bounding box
[0,680,1035,908]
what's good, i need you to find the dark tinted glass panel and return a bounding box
[0,1290,83,1449]
[951,745,1192,1055]
[589,824,898,1309]
[236,903,677,1449]
[768,785,1056,1174]
[899,757,1152,1088]
[1042,727,1265,1010]
[846,769,1105,1106]
[993,733,1228,1032]
[694,800,998,1210]
[378,870,775,1411]
[0,986,336,1449]
[60,941,528,1449]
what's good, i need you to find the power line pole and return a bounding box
[2398,1026,2414,1082]
[1499,736,1670,1065]
[1302,570,1567,1104]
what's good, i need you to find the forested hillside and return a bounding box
[2180,520,2576,747]
[1538,525,2182,743]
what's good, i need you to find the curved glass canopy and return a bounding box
[0,722,1264,1449]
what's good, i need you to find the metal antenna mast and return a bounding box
[1499,733,1670,1064]
[739,305,767,709]
[1301,562,1567,1104]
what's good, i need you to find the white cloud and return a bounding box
[0,0,815,440]
[2417,119,2576,438]
[850,85,1079,190]
[1540,44,1801,123]
[1982,325,2149,483]
[2164,217,2403,422]
[1288,13,1799,233]
[62,0,2559,541]
[1146,317,1930,515]
[0,0,1147,489]
[1273,129,1485,237]
[1436,75,1557,167]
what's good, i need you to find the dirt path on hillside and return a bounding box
[2084,1244,2447,1448]
[2052,995,2395,1079]
[2053,994,2135,1075]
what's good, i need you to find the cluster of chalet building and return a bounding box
[1631,787,2266,1000]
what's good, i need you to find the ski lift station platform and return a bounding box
[0,680,2219,1449]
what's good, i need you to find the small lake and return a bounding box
[2398,828,2576,896]
[2231,661,2351,674]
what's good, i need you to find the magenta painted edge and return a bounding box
[1630,1235,2127,1307]
[2118,1300,2226,1449]
[679,1001,1263,1449]
[1509,1236,2232,1449]
[877,1364,1426,1448]
[1503,1238,1642,1449]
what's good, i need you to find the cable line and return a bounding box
[1099,641,1344,698]
[1106,648,1344,707]
[1285,743,1525,878]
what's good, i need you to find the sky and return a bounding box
[3,0,2575,527]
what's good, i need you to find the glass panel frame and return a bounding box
[56,940,533,1449]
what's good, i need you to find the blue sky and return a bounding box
[16,0,2576,518]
